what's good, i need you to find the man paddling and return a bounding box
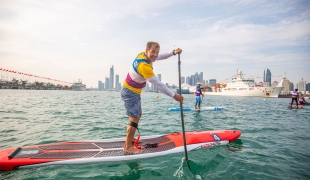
[121,41,183,154]
[290,89,299,108]
[195,82,204,109]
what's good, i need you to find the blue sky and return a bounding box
[0,0,309,88]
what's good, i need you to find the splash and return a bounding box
[174,157,202,180]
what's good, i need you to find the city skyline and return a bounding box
[1,1,309,88]
[1,65,309,92]
[0,66,307,90]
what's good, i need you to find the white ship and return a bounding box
[202,70,283,98]
[72,79,86,91]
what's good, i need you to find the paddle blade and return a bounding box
[174,157,202,179]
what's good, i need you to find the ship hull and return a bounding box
[204,87,283,98]
[72,86,86,91]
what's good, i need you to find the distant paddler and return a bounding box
[299,97,309,105]
[289,89,299,108]
[194,82,204,110]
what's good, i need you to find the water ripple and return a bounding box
[0,90,309,179]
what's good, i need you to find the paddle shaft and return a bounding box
[177,53,191,171]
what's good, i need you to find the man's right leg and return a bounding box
[121,87,142,154]
[124,116,142,154]
[291,98,294,107]
[127,115,141,142]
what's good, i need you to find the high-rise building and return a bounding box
[306,83,310,91]
[184,72,204,86]
[109,66,114,89]
[186,76,190,84]
[98,80,104,91]
[115,74,120,90]
[263,68,271,86]
[198,72,203,84]
[298,78,306,92]
[190,75,195,85]
[105,77,109,89]
[194,72,200,85]
[157,74,161,81]
[181,77,185,83]
[278,77,291,94]
[151,83,155,91]
[209,79,216,86]
[290,82,294,92]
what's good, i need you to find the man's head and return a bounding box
[145,41,160,62]
[295,89,298,91]
[197,82,202,86]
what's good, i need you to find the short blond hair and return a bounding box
[146,41,160,49]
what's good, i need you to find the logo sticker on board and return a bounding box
[211,134,221,141]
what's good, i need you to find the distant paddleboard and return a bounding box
[287,105,303,109]
[168,107,224,111]
[289,103,308,106]
[0,130,241,171]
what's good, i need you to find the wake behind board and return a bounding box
[168,107,224,111]
[0,130,241,171]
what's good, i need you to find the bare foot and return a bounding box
[124,146,142,154]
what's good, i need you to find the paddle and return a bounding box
[177,53,192,171]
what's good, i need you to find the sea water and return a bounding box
[0,90,309,180]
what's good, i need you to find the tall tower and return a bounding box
[155,74,162,92]
[298,78,306,92]
[181,77,185,84]
[105,77,109,89]
[194,72,199,84]
[157,74,161,81]
[115,74,119,90]
[198,72,203,84]
[263,68,271,86]
[98,80,103,91]
[109,66,114,89]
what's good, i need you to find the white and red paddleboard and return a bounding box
[0,130,241,171]
[287,105,303,109]
[168,107,224,111]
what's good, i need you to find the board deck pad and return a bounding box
[30,142,175,159]
[10,136,172,159]
[37,136,170,150]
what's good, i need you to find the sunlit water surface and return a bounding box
[0,90,309,179]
